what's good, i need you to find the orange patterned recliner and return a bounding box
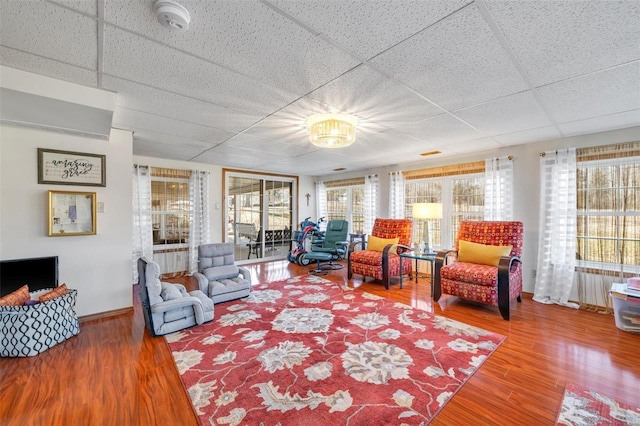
[433,221,523,320]
[347,218,413,289]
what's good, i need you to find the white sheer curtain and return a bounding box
[484,156,514,220]
[364,174,378,235]
[533,149,579,308]
[189,170,210,274]
[389,171,405,219]
[316,181,327,221]
[132,164,153,283]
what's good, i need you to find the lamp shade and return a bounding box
[412,203,442,219]
[306,113,357,148]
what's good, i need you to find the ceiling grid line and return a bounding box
[474,0,565,137]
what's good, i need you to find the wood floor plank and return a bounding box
[1,259,638,425]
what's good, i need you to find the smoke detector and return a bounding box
[154,0,191,32]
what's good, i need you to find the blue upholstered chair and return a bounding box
[138,257,213,336]
[194,243,252,304]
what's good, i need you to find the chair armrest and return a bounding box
[238,266,251,283]
[150,296,203,314]
[193,272,208,293]
[498,256,522,280]
[167,283,187,294]
[433,249,457,302]
[435,249,457,267]
[348,240,364,254]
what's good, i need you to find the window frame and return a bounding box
[404,172,485,250]
[325,185,364,234]
[576,155,639,273]
[151,175,191,250]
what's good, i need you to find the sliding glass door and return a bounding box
[225,170,297,263]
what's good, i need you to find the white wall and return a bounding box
[0,125,133,316]
[317,126,640,300]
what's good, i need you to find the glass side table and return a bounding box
[399,251,436,295]
[349,233,366,249]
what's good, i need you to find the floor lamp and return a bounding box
[412,203,443,254]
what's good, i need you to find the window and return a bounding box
[322,177,367,234]
[404,175,484,249]
[225,170,296,262]
[326,186,365,233]
[403,161,486,249]
[151,169,191,247]
[577,155,640,271]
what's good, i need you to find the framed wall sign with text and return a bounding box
[38,148,106,187]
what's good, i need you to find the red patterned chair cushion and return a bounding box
[441,262,499,286]
[440,267,523,306]
[348,218,413,288]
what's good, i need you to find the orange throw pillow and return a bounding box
[39,283,69,302]
[0,284,30,306]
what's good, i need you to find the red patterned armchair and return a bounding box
[347,218,413,289]
[433,221,523,320]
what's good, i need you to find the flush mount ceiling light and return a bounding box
[154,0,191,32]
[306,113,357,148]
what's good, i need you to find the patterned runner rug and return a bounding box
[556,383,640,425]
[166,275,505,425]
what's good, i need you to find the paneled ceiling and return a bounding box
[1,0,639,176]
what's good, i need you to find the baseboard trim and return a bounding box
[79,306,133,323]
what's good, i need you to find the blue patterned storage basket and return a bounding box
[0,289,80,357]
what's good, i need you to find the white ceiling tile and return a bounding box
[454,91,555,136]
[485,0,640,86]
[493,126,562,146]
[226,134,317,158]
[133,139,210,161]
[196,144,289,161]
[192,149,279,170]
[106,0,360,94]
[446,137,504,153]
[401,114,485,145]
[0,47,97,87]
[130,128,217,150]
[102,76,261,133]
[269,0,472,60]
[50,0,98,16]
[0,0,97,69]
[370,5,528,111]
[112,108,236,144]
[306,65,443,126]
[537,62,640,124]
[557,110,640,137]
[102,26,297,115]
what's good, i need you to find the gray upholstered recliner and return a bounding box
[138,257,213,336]
[194,243,252,304]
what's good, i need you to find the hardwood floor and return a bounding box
[1,260,638,425]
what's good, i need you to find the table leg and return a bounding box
[430,260,435,298]
[414,259,419,283]
[399,257,404,289]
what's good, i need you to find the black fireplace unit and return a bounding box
[0,256,59,297]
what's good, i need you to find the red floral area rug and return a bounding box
[165,275,505,425]
[556,383,640,426]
